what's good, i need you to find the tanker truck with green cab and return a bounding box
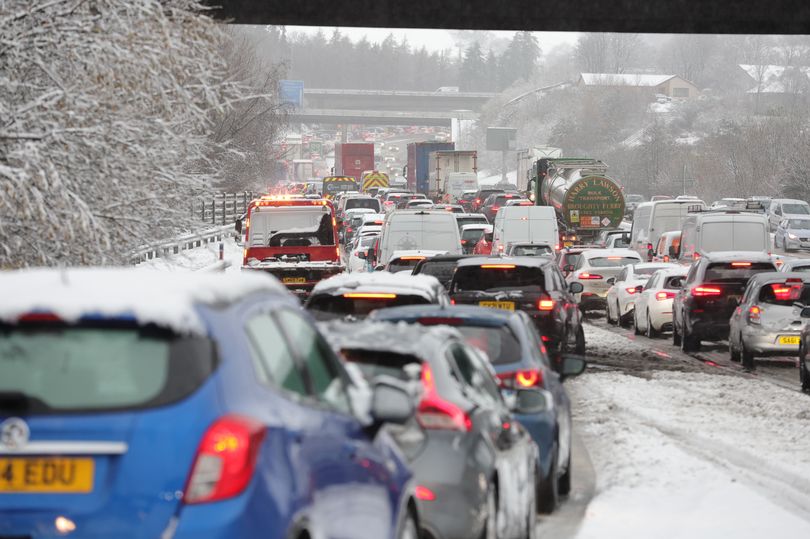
[529,157,625,245]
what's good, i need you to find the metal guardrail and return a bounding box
[130,224,234,264]
[192,191,256,226]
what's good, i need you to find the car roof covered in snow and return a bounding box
[310,271,445,299]
[580,248,643,260]
[0,267,288,335]
[319,319,460,360]
[456,256,554,269]
[460,224,493,232]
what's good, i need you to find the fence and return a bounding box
[129,225,234,264]
[192,191,256,226]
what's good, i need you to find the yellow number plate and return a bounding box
[282,277,307,284]
[0,458,94,493]
[778,336,801,345]
[479,301,515,311]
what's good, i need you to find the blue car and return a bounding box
[370,304,586,513]
[0,268,419,539]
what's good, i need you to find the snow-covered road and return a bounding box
[565,323,810,538]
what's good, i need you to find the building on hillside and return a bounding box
[577,73,700,99]
[737,64,810,111]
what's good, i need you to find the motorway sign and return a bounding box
[280,80,304,109]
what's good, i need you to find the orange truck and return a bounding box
[241,196,344,297]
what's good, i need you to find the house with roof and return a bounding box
[577,73,700,99]
[736,64,810,111]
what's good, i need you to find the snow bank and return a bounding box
[569,371,810,538]
[0,267,286,334]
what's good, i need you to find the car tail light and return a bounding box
[578,273,603,280]
[731,262,751,267]
[748,305,762,324]
[417,364,471,431]
[461,240,468,245]
[538,299,555,311]
[184,416,266,504]
[347,227,353,233]
[475,198,481,204]
[415,485,436,501]
[554,244,561,251]
[481,264,515,269]
[647,243,653,251]
[655,291,676,301]
[491,205,500,211]
[343,293,397,299]
[692,286,722,297]
[496,369,543,389]
[450,298,456,305]
[18,312,62,323]
[625,287,638,294]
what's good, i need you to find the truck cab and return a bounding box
[242,196,344,297]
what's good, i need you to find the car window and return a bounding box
[645,273,659,290]
[758,282,810,306]
[453,265,545,292]
[275,310,352,414]
[447,344,499,408]
[245,314,307,396]
[465,346,504,403]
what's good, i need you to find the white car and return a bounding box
[633,267,688,337]
[605,263,678,327]
[385,250,447,273]
[460,223,493,254]
[347,233,379,273]
[405,199,434,210]
[565,249,643,311]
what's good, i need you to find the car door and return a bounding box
[274,309,400,539]
[730,281,756,345]
[547,266,573,340]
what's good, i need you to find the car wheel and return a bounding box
[606,301,616,325]
[672,317,682,346]
[742,341,756,371]
[397,510,419,539]
[558,454,572,496]
[633,312,642,335]
[619,305,632,328]
[681,323,700,353]
[481,483,498,539]
[525,470,538,539]
[801,351,810,393]
[574,326,586,355]
[646,313,659,338]
[729,336,741,362]
[536,444,559,514]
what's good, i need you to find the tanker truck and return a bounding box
[529,158,625,245]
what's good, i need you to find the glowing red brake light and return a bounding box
[497,369,543,389]
[655,291,676,301]
[538,299,555,311]
[748,305,762,324]
[415,485,436,501]
[579,273,603,280]
[692,286,722,297]
[184,416,266,504]
[18,312,62,323]
[731,262,751,267]
[417,364,472,431]
[625,287,638,294]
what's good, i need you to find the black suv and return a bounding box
[449,256,585,354]
[673,252,777,352]
[470,188,505,213]
[412,254,472,290]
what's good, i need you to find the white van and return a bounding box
[767,198,810,231]
[376,210,462,266]
[677,211,770,262]
[630,199,706,260]
[490,206,559,254]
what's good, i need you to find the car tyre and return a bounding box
[482,483,499,539]
[574,326,586,355]
[800,352,810,393]
[558,455,572,496]
[729,336,741,362]
[397,510,419,539]
[536,444,559,514]
[646,313,659,338]
[681,323,700,353]
[633,313,642,335]
[672,317,682,346]
[742,341,756,371]
[606,302,616,325]
[619,305,632,328]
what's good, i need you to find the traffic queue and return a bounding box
[4,176,810,539]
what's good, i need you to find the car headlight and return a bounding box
[788,233,798,240]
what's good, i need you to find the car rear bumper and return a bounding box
[686,312,733,340]
[741,328,801,355]
[577,292,607,310]
[648,301,674,331]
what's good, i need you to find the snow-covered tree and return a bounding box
[1,0,284,268]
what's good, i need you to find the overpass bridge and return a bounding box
[288,108,479,127]
[303,88,496,112]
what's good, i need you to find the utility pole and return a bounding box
[502,150,508,184]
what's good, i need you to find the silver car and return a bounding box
[728,272,810,370]
[780,258,810,273]
[774,217,810,252]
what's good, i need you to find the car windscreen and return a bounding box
[0,326,216,414]
[306,294,432,319]
[511,245,553,256]
[704,262,775,282]
[250,207,335,247]
[700,221,767,252]
[788,219,810,229]
[634,266,668,277]
[414,260,459,283]
[345,199,381,212]
[454,325,522,366]
[787,264,810,273]
[456,217,489,230]
[757,282,810,306]
[462,229,486,242]
[782,204,810,215]
[561,253,582,267]
[340,349,421,382]
[587,256,641,268]
[453,266,545,292]
[388,259,422,273]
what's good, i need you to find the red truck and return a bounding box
[335,143,375,183]
[241,196,344,297]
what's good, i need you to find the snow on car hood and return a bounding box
[0,267,287,335]
[311,271,443,298]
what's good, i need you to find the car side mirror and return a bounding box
[606,277,616,285]
[370,378,414,425]
[560,354,587,381]
[505,388,553,415]
[801,306,810,318]
[357,250,367,260]
[564,264,575,273]
[569,282,584,294]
